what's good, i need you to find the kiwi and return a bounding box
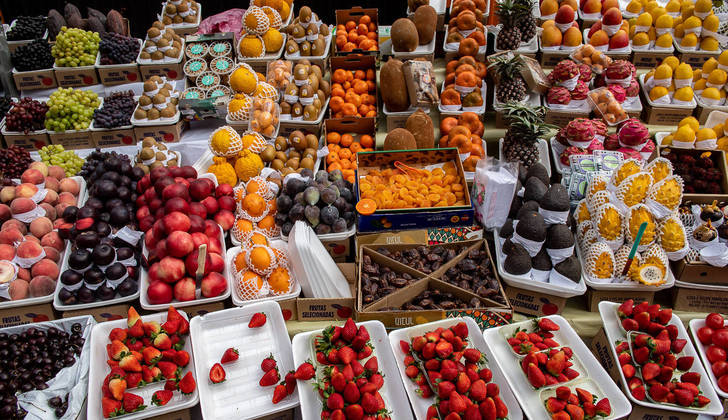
[286,158,300,169]
[303,147,317,159]
[288,150,301,160]
[290,130,306,150]
[300,41,311,56]
[275,136,289,151]
[280,102,291,114]
[292,103,303,118]
[271,159,284,170]
[261,145,276,162]
[275,151,287,161]
[300,157,315,170]
[303,104,318,121]
[142,137,156,148]
[305,134,318,149]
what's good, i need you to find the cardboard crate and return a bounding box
[139,62,185,81]
[672,286,728,312]
[1,130,50,151]
[334,7,379,56]
[0,303,56,329]
[355,148,475,232]
[589,327,621,382]
[540,48,571,68]
[667,149,728,202]
[54,65,99,88]
[329,55,378,121]
[632,50,674,69]
[48,130,95,149]
[278,297,297,322]
[504,284,568,316]
[61,303,131,322]
[545,108,591,127]
[355,226,484,255]
[671,258,728,286]
[91,127,136,148]
[296,263,356,321]
[585,288,655,312]
[13,68,57,91]
[133,119,186,143]
[678,49,720,67]
[97,64,142,86]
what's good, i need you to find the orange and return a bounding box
[345,20,356,31]
[331,86,346,98]
[348,31,358,42]
[360,15,371,25]
[332,69,347,84]
[339,159,351,169]
[345,92,361,107]
[236,218,254,234]
[268,267,291,293]
[340,133,354,147]
[342,103,357,116]
[250,246,272,272]
[360,135,374,148]
[366,80,375,92]
[353,80,368,94]
[249,232,268,246]
[328,162,342,172]
[339,148,352,160]
[327,131,341,144]
[365,110,377,117]
[258,214,276,231]
[357,23,368,35]
[336,36,347,49]
[354,70,366,80]
[366,69,375,80]
[350,143,362,153]
[234,251,248,272]
[246,178,265,195]
[356,198,377,215]
[330,96,344,112]
[242,193,266,217]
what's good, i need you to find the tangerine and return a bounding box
[356,198,377,215]
[327,131,341,144]
[236,218,254,233]
[250,246,273,272]
[268,267,291,293]
[360,134,374,148]
[258,214,276,230]
[243,193,267,217]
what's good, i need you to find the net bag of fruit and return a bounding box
[624,203,658,251]
[645,175,683,220]
[609,158,642,192]
[209,125,243,157]
[585,241,615,283]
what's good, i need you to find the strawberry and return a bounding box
[674,388,694,406]
[666,324,679,340]
[327,349,339,364]
[158,361,180,380]
[125,373,143,388]
[463,348,482,363]
[149,389,172,408]
[143,321,161,337]
[527,363,546,388]
[174,350,190,367]
[621,318,639,332]
[351,335,367,351]
[364,356,378,375]
[412,336,426,352]
[340,318,357,342]
[284,370,296,395]
[441,329,455,343]
[575,388,593,404]
[677,356,694,371]
[438,381,456,399]
[272,384,288,404]
[405,365,419,378]
[361,392,378,414]
[369,373,384,390]
[663,353,677,369]
[221,347,239,364]
[452,322,469,339]
[102,397,122,418]
[658,366,674,383]
[653,339,671,355]
[128,319,144,338]
[338,346,355,364]
[141,366,154,383]
[671,338,687,354]
[150,366,163,381]
[479,397,496,420]
[327,392,345,410]
[122,392,145,413]
[119,354,142,373]
[464,405,481,420]
[634,311,651,330]
[615,341,630,353]
[469,379,487,402]
[555,386,571,400]
[422,342,436,360]
[178,371,196,395]
[357,325,370,341]
[108,340,129,361]
[357,345,372,360]
[594,398,611,416]
[545,396,566,413]
[478,368,492,382]
[538,318,560,331]
[641,363,660,381]
[546,351,566,376]
[617,299,634,318]
[696,395,711,407]
[618,352,632,366]
[248,312,267,328]
[164,380,178,391]
[583,401,597,417]
[209,363,226,383]
[435,341,453,359]
[153,332,172,350]
[142,347,162,365]
[260,367,280,386]
[261,354,277,373]
[162,318,179,335]
[465,368,479,383]
[631,385,646,400]
[127,340,143,352]
[563,368,579,380]
[344,382,361,403]
[456,372,471,394]
[449,391,468,414]
[552,412,570,420]
[656,308,672,325]
[622,363,636,379]
[295,361,315,380]
[566,404,584,420]
[632,347,650,365]
[648,383,669,401]
[677,381,700,397]
[345,404,364,420]
[108,377,127,401]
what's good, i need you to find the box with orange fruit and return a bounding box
[584,8,632,58]
[578,0,621,22]
[328,55,377,119]
[539,4,583,66]
[231,175,281,243]
[333,7,378,55]
[443,1,488,61]
[439,112,486,175]
[439,55,487,116]
[323,117,376,185]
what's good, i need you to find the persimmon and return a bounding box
[343,42,356,52]
[360,134,374,148]
[360,15,371,25]
[366,80,375,92]
[328,162,342,171]
[360,93,373,105]
[444,73,456,86]
[332,86,346,98]
[358,104,369,116]
[463,155,480,172]
[337,24,346,32]
[440,117,458,135]
[350,143,363,154]
[340,133,354,147]
[470,143,485,158]
[342,103,358,116]
[467,30,486,46]
[360,39,376,50]
[449,125,471,139]
[345,20,356,31]
[441,88,461,106]
[439,135,450,147]
[333,69,347,84]
[357,23,368,35]
[327,132,341,144]
[343,81,352,90]
[455,64,476,75]
[458,38,479,57]
[336,36,347,49]
[474,62,487,79]
[339,148,352,160]
[326,154,338,165]
[446,60,460,74]
[340,159,351,169]
[367,23,376,32]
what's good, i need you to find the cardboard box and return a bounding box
[545,108,591,127]
[147,406,194,420]
[356,226,484,254]
[139,62,185,81]
[296,263,356,321]
[678,50,720,67]
[642,103,695,125]
[504,285,567,316]
[62,303,130,322]
[13,68,57,91]
[627,404,697,420]
[384,108,429,131]
[585,289,655,312]
[177,301,226,318]
[1,130,50,151]
[48,130,95,149]
[97,64,142,86]
[0,303,56,329]
[665,149,728,202]
[329,55,378,120]
[278,298,297,321]
[278,121,323,139]
[672,286,728,312]
[671,258,728,286]
[133,119,186,143]
[91,127,137,148]
[54,66,99,88]
[334,7,379,56]
[540,48,571,68]
[355,148,475,232]
[632,50,674,69]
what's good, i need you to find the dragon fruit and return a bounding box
[560,146,588,165]
[640,139,656,159]
[548,86,572,105]
[588,138,605,152]
[571,80,589,100]
[604,133,620,150]
[578,63,593,83]
[591,119,607,138]
[565,118,596,146]
[555,127,569,146]
[618,118,649,146]
[618,147,643,160]
[625,78,639,97]
[552,60,580,83]
[606,60,635,80]
[608,84,627,103]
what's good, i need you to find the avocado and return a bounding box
[504,243,532,275]
[554,255,581,283]
[540,184,570,212]
[526,162,550,186]
[499,218,514,239]
[517,201,540,220]
[546,224,575,249]
[516,211,547,242]
[532,247,552,271]
[524,177,547,203]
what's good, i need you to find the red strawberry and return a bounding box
[152,390,173,406]
[563,368,579,380]
[545,396,566,413]
[364,356,378,375]
[479,397,497,420]
[538,318,560,331]
[261,354,277,373]
[452,322,469,338]
[435,341,453,359]
[617,299,634,318]
[102,397,122,418]
[338,346,355,364]
[666,324,679,340]
[463,348,482,363]
[119,354,142,373]
[595,398,611,416]
[344,382,360,403]
[209,363,226,383]
[479,368,492,382]
[658,366,674,383]
[357,345,372,360]
[441,329,455,343]
[648,383,669,401]
[284,371,296,395]
[162,319,179,335]
[635,311,651,330]
[153,333,172,350]
[696,395,711,407]
[464,405,481,420]
[469,379,487,402]
[677,356,694,371]
[622,363,636,379]
[178,371,196,395]
[399,340,410,354]
[221,347,239,364]
[618,352,632,366]
[674,388,694,406]
[248,312,267,328]
[125,373,143,388]
[575,388,593,404]
[555,386,571,400]
[681,371,702,385]
[405,365,419,378]
[438,381,456,399]
[345,404,364,420]
[449,391,467,414]
[327,392,345,410]
[631,385,646,400]
[456,372,471,394]
[369,373,384,390]
[295,361,315,380]
[656,308,672,325]
[341,318,357,342]
[361,392,378,414]
[622,318,639,331]
[677,381,700,397]
[174,350,190,367]
[633,346,650,365]
[158,361,180,380]
[412,336,426,352]
[671,338,687,354]
[546,351,566,376]
[142,347,161,365]
[164,380,178,391]
[566,404,584,420]
[122,392,145,413]
[641,363,660,381]
[260,368,280,386]
[527,363,546,388]
[272,384,288,404]
[141,366,154,383]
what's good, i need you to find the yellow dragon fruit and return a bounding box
[627,205,656,246]
[659,216,686,252]
[646,157,673,183]
[619,172,653,207]
[586,242,615,280]
[575,200,591,225]
[597,204,623,240]
[615,245,642,281]
[651,176,682,210]
[612,159,642,187]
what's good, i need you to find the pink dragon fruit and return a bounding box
[565,118,596,146]
[571,80,589,100]
[591,119,607,138]
[605,60,635,80]
[588,138,605,152]
[604,133,620,150]
[608,84,627,103]
[548,86,572,105]
[560,146,588,165]
[625,78,639,97]
[640,139,656,159]
[618,147,643,160]
[578,63,592,83]
[618,118,649,146]
[552,60,580,83]
[555,127,569,146]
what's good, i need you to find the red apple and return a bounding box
[189,179,212,201]
[149,198,163,213]
[208,235,223,255]
[189,215,205,233]
[208,252,224,273]
[150,167,170,184]
[167,231,194,257]
[155,207,165,220]
[174,177,190,188]
[201,272,227,298]
[136,206,151,221]
[137,174,151,193]
[185,251,212,276]
[189,202,207,219]
[217,196,236,212]
[216,184,233,197]
[191,232,209,248]
[199,177,216,192]
[162,183,189,202]
[139,216,155,232]
[149,256,186,284]
[144,187,157,203]
[169,166,184,178]
[174,277,197,301]
[163,211,191,234]
[201,196,219,215]
[145,228,158,250]
[164,197,190,214]
[154,176,175,196]
[204,220,220,239]
[147,280,173,304]
[214,210,235,231]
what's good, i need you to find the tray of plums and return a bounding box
[53,151,146,311]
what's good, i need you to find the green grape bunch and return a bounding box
[38,145,85,176]
[44,87,101,132]
[51,27,101,67]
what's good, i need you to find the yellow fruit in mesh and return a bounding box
[708,69,727,85]
[250,246,272,272]
[241,131,267,152]
[239,35,265,58]
[646,0,659,12]
[713,123,725,137]
[589,178,607,195]
[628,207,656,245]
[230,66,258,94]
[654,177,681,208]
[655,14,673,29]
[234,251,248,272]
[208,157,237,186]
[702,37,720,52]
[705,13,720,31]
[622,173,652,207]
[210,127,242,157]
[674,86,694,102]
[238,270,265,299]
[695,0,712,12]
[243,6,270,35]
[234,149,264,182]
[720,50,728,66]
[242,192,267,217]
[680,116,700,132]
[590,246,614,279]
[718,136,728,150]
[674,63,692,80]
[614,160,641,186]
[268,267,291,293]
[262,6,283,29]
[615,245,642,280]
[254,81,280,101]
[598,206,622,240]
[262,28,284,53]
[703,88,722,101]
[674,24,685,38]
[666,0,680,12]
[236,218,254,235]
[694,68,703,81]
[684,15,702,29]
[681,33,698,48]
[228,94,253,119]
[258,215,276,231]
[698,128,718,141]
[249,232,269,246]
[648,159,671,182]
[656,33,673,48]
[576,201,590,224]
[660,217,686,251]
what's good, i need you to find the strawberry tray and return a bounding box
[292,320,412,420]
[538,378,614,419]
[483,315,631,420]
[189,301,298,419]
[388,317,522,420]
[497,318,568,358]
[86,309,199,420]
[689,318,728,400]
[597,301,722,415]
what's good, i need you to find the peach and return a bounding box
[582,0,601,13]
[0,186,15,203]
[0,204,10,223]
[29,162,49,176]
[0,228,23,245]
[44,177,60,193]
[17,241,43,259]
[17,267,30,281]
[213,210,235,232]
[16,183,39,199]
[31,259,59,279]
[24,235,40,243]
[3,219,27,234]
[0,244,15,260]
[30,217,53,239]
[602,6,622,25]
[41,231,64,251]
[588,21,602,38]
[39,203,57,221]
[590,29,610,46]
[542,25,563,46]
[47,165,65,180]
[561,0,578,11]
[563,26,583,46]
[43,246,60,262]
[9,279,29,300]
[10,197,37,216]
[208,252,225,273]
[29,275,56,297]
[57,192,77,207]
[602,0,620,14]
[149,257,186,284]
[42,190,59,205]
[59,178,80,195]
[173,277,196,302]
[609,29,629,49]
[21,168,45,185]
[555,4,576,23]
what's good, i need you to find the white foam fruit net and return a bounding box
[585,241,616,282]
[595,203,624,243]
[236,268,268,300]
[640,243,668,285]
[242,6,270,35]
[616,172,653,207]
[613,244,642,283]
[246,176,275,200]
[575,199,591,225]
[587,190,612,216]
[262,6,283,29]
[209,125,243,157]
[228,94,254,121]
[579,228,599,253]
[645,157,674,183]
[646,175,683,215]
[658,215,690,261]
[245,244,277,277]
[610,158,643,188]
[242,130,269,154]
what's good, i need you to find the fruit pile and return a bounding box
[206,127,267,186]
[399,321,510,419]
[94,90,135,129]
[660,115,728,150]
[545,60,591,109]
[662,147,723,194]
[586,8,630,51]
[52,27,100,67]
[99,32,141,65]
[162,0,200,25]
[325,130,374,183]
[335,14,378,53]
[557,117,653,164]
[227,63,280,121]
[616,300,710,407]
[140,21,183,62]
[691,56,728,108]
[38,145,85,176]
[263,130,320,177]
[138,168,234,305]
[238,5,286,58]
[628,9,674,49]
[570,44,613,73]
[439,113,486,171]
[544,386,612,418]
[591,60,640,108]
[441,56,485,111]
[0,322,87,419]
[589,87,630,125]
[506,318,562,355]
[523,347,581,388]
[275,170,356,236]
[46,4,127,40]
[4,98,49,133]
[0,146,33,180]
[11,39,55,71]
[135,137,179,174]
[44,88,101,132]
[100,307,196,418]
[277,61,329,122]
[446,0,486,53]
[283,6,331,57]
[6,15,47,40]
[0,163,82,302]
[540,5,582,50]
[644,57,696,105]
[329,67,377,118]
[670,0,720,51]
[133,76,179,121]
[250,97,280,139]
[695,313,728,392]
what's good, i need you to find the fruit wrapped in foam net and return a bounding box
[615,172,653,207]
[585,241,615,282]
[610,158,642,189]
[624,204,657,251]
[613,244,643,283]
[587,190,611,216]
[595,203,624,249]
[645,157,673,183]
[646,175,683,219]
[209,125,243,157]
[658,215,690,260]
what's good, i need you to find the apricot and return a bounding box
[582,0,602,13]
[17,241,43,259]
[30,217,52,239]
[31,259,59,279]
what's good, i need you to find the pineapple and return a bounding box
[500,103,554,168]
[514,0,537,42]
[496,0,524,50]
[489,55,527,103]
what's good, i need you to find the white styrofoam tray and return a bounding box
[689,318,728,399]
[388,317,523,420]
[87,309,199,420]
[227,242,302,306]
[392,32,437,58]
[292,320,412,420]
[639,73,697,109]
[157,2,202,29]
[490,25,538,54]
[483,314,632,420]
[438,83,487,116]
[190,302,298,419]
[498,137,551,177]
[598,301,723,416]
